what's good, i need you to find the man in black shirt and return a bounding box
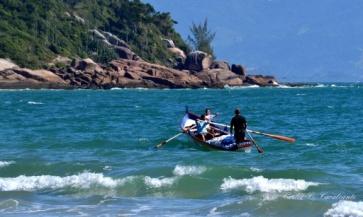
[230,108,247,144]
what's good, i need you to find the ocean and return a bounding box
[0,84,362,216]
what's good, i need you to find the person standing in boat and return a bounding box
[230,108,247,144]
[196,114,210,141]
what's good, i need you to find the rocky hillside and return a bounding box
[0,0,188,68]
[0,0,279,89]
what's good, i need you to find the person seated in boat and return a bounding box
[204,108,219,121]
[196,114,211,141]
[230,108,247,144]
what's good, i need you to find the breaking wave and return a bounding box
[0,161,14,168]
[220,176,320,193]
[144,176,176,188]
[0,172,134,191]
[324,200,363,217]
[0,172,180,192]
[173,165,207,176]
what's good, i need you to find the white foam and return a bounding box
[224,85,260,89]
[144,176,176,188]
[0,161,14,168]
[173,165,207,176]
[306,143,317,147]
[27,101,43,105]
[0,172,134,191]
[324,200,363,217]
[103,166,112,171]
[277,84,292,88]
[220,176,319,193]
[250,167,263,172]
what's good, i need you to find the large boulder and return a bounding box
[231,64,246,76]
[162,38,186,59]
[71,58,102,73]
[0,66,68,89]
[210,60,230,70]
[184,51,213,72]
[115,46,141,61]
[110,59,202,88]
[0,58,18,71]
[194,69,243,87]
[168,47,186,59]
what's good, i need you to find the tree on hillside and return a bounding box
[187,18,216,57]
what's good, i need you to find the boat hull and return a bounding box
[181,112,253,152]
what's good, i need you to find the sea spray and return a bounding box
[173,165,207,176]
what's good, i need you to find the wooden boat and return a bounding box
[180,112,253,152]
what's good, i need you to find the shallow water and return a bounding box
[0,84,362,216]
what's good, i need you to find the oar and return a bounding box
[246,130,264,154]
[210,121,295,143]
[155,132,184,148]
[247,130,296,143]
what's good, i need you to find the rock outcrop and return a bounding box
[184,51,213,72]
[0,36,280,91]
[0,59,17,71]
[210,61,230,70]
[245,75,278,86]
[162,38,186,59]
[89,29,141,61]
[231,64,246,76]
[0,59,68,88]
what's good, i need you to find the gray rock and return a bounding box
[231,64,246,76]
[210,61,230,70]
[184,51,212,72]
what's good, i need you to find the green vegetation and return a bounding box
[0,0,188,68]
[187,19,216,58]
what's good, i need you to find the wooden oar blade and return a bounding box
[249,130,296,143]
[267,134,296,143]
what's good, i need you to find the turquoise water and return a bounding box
[0,84,362,216]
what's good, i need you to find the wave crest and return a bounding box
[173,165,206,176]
[0,172,134,191]
[220,176,319,193]
[324,200,363,217]
[0,161,14,168]
[144,176,176,188]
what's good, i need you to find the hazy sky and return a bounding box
[144,0,363,82]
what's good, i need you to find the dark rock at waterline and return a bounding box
[245,75,278,86]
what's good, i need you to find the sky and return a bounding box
[143,0,363,82]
